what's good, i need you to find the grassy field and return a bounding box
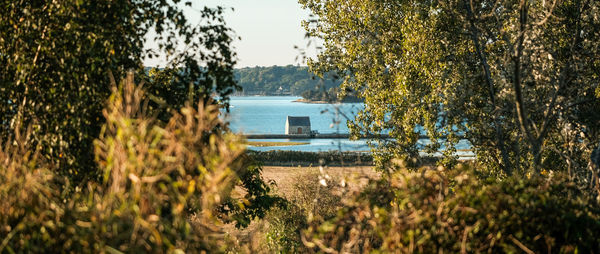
[225,165,379,249]
[261,165,378,197]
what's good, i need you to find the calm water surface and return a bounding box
[226,96,361,134]
[226,96,472,155]
[226,96,367,151]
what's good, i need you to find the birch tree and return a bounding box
[301,0,600,176]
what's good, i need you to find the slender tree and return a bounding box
[301,0,600,176]
[0,0,238,181]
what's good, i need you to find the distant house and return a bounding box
[285,116,311,135]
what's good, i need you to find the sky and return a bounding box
[144,0,319,68]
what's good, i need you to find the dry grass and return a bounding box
[0,71,254,253]
[222,165,379,253]
[261,165,379,197]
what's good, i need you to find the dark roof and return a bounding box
[287,116,311,126]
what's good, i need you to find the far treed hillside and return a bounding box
[234,65,341,96]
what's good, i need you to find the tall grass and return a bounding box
[0,124,63,252]
[0,72,257,252]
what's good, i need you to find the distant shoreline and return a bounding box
[230,96,360,104]
[292,97,364,104]
[292,98,331,104]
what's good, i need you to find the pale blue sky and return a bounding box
[144,0,318,68]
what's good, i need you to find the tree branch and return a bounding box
[537,0,585,146]
[465,0,512,174]
[513,0,534,146]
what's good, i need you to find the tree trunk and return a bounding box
[464,0,512,175]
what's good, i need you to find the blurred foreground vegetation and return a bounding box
[1,74,283,252]
[1,0,600,253]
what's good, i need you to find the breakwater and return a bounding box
[243,133,392,139]
[243,133,463,140]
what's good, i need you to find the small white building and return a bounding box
[285,116,311,135]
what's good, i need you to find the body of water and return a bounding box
[247,138,371,152]
[226,96,472,156]
[226,96,367,152]
[226,96,361,134]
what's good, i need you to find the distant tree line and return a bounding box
[301,86,363,103]
[234,65,341,96]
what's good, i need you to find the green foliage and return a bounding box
[247,150,373,166]
[0,74,278,252]
[234,65,340,96]
[0,129,63,253]
[265,171,342,253]
[0,0,238,182]
[219,160,287,228]
[301,0,600,176]
[68,75,244,252]
[301,86,363,103]
[265,203,308,253]
[303,165,600,253]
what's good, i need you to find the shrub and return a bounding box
[303,165,600,253]
[0,1,238,182]
[219,160,286,229]
[248,150,373,166]
[0,73,276,252]
[65,73,246,251]
[265,171,343,253]
[0,126,63,253]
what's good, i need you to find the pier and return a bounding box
[243,133,394,139]
[243,133,461,140]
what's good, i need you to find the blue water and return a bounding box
[247,138,371,152]
[225,96,368,151]
[226,96,362,134]
[226,96,472,156]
